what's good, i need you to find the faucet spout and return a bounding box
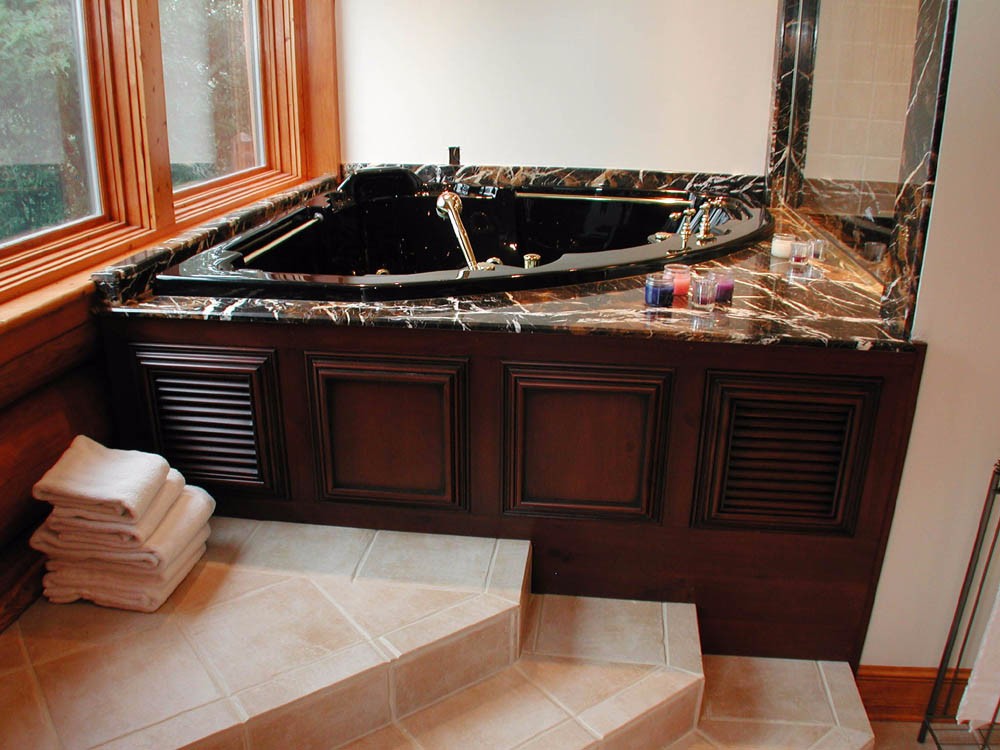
[436,191,489,271]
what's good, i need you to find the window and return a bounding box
[0,0,100,245]
[0,0,339,306]
[159,0,265,190]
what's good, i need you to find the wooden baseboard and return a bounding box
[857,665,970,722]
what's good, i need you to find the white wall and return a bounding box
[335,0,779,175]
[861,0,1000,665]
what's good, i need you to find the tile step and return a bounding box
[1,518,874,749]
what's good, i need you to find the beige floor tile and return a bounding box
[338,723,418,749]
[401,667,570,749]
[514,719,599,749]
[35,622,221,750]
[380,595,514,655]
[578,667,701,740]
[204,516,259,563]
[18,596,173,665]
[819,661,874,737]
[91,699,245,750]
[393,614,514,717]
[316,576,474,638]
[516,653,656,715]
[0,623,26,675]
[698,719,832,749]
[810,726,875,749]
[663,730,719,749]
[486,539,532,603]
[701,655,836,724]
[0,667,60,750]
[171,560,289,613]
[183,576,365,693]
[533,594,667,665]
[665,603,703,675]
[358,530,496,590]
[245,664,390,750]
[231,520,374,576]
[870,721,927,750]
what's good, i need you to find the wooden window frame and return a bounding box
[0,0,339,306]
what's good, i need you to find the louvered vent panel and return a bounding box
[133,345,286,498]
[694,372,881,535]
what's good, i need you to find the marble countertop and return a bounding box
[102,209,909,351]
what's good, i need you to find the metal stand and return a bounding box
[921,461,1000,747]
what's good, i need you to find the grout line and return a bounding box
[691,728,724,748]
[351,529,380,582]
[806,726,839,750]
[662,601,671,668]
[512,661,595,738]
[483,538,501,594]
[18,629,65,750]
[308,576,378,643]
[230,518,263,562]
[817,660,843,727]
[394,719,429,749]
[697,715,835,727]
[175,617,241,708]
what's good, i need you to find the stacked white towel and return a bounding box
[29,435,215,612]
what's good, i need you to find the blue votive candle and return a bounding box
[644,271,674,307]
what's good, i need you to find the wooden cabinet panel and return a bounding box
[132,344,287,499]
[503,363,671,521]
[693,371,881,534]
[308,354,469,511]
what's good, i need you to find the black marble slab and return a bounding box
[100,209,910,351]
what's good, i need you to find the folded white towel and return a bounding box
[33,435,170,521]
[47,468,186,547]
[43,542,206,613]
[30,485,216,570]
[46,524,210,583]
[958,583,1000,728]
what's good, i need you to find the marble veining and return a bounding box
[102,209,910,351]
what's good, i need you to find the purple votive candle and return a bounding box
[713,268,735,303]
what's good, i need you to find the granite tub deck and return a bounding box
[1,518,874,750]
[98,208,908,350]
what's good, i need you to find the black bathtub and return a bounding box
[155,168,772,301]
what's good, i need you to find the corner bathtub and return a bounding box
[155,168,772,301]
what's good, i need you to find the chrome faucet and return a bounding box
[435,191,493,271]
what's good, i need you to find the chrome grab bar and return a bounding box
[243,213,324,264]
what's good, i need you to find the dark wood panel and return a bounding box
[693,371,881,535]
[132,344,287,499]
[308,354,469,511]
[99,314,926,666]
[503,362,671,521]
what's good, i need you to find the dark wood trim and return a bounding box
[0,532,44,635]
[857,665,969,722]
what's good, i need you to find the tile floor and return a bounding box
[0,517,881,749]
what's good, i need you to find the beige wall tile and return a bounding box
[316,576,474,639]
[0,623,26,675]
[516,654,655,715]
[246,666,390,750]
[204,516,259,563]
[533,595,666,665]
[231,521,374,577]
[0,667,60,750]
[393,613,514,717]
[91,699,245,750]
[401,668,568,749]
[664,603,702,676]
[701,656,835,724]
[183,577,365,693]
[35,623,221,750]
[358,530,495,590]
